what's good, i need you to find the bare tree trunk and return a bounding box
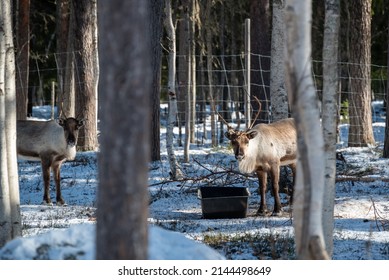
[164,0,183,180]
[347,0,375,147]
[250,0,271,123]
[56,0,70,116]
[190,0,197,144]
[204,0,217,146]
[62,2,75,117]
[270,0,289,122]
[0,2,11,246]
[0,0,22,247]
[180,1,191,162]
[383,15,389,158]
[285,0,329,260]
[15,0,30,120]
[178,16,188,146]
[73,0,99,151]
[321,0,340,258]
[96,0,150,260]
[149,0,164,162]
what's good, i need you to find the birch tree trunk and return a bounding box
[285,0,329,260]
[164,0,183,179]
[0,0,22,247]
[190,0,196,144]
[62,2,75,117]
[321,0,339,258]
[270,0,289,122]
[96,0,150,259]
[205,0,217,147]
[0,3,11,246]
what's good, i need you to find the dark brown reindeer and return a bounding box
[221,103,297,216]
[17,116,84,205]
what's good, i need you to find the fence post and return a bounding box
[245,18,251,127]
[51,81,55,120]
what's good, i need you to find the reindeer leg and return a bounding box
[53,161,66,205]
[256,170,269,216]
[289,163,297,205]
[40,157,52,205]
[271,163,282,216]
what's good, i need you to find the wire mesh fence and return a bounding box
[19,52,387,148]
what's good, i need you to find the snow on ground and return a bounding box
[0,104,388,260]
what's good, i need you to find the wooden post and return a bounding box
[244,18,251,127]
[51,81,55,120]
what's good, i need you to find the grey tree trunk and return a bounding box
[285,0,329,260]
[62,2,75,118]
[149,0,163,162]
[321,0,340,258]
[270,0,289,122]
[15,0,30,120]
[205,0,217,146]
[383,14,389,158]
[250,0,271,123]
[96,0,150,259]
[56,0,67,114]
[164,0,183,179]
[347,0,375,147]
[0,0,22,247]
[73,0,99,151]
[190,0,196,144]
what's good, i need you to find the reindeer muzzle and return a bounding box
[235,154,245,161]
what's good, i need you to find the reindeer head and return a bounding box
[57,117,85,147]
[220,96,262,161]
[225,128,258,161]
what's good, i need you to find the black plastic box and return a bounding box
[198,186,250,219]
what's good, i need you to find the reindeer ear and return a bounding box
[77,119,85,128]
[57,118,66,127]
[247,130,258,140]
[225,131,232,140]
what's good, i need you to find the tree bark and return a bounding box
[62,1,75,117]
[73,0,99,151]
[15,0,30,120]
[270,0,289,122]
[321,0,340,258]
[149,0,163,162]
[250,0,271,123]
[164,0,183,180]
[285,0,329,260]
[0,0,22,247]
[204,0,217,146]
[347,0,375,147]
[383,14,389,158]
[96,0,150,259]
[56,0,71,116]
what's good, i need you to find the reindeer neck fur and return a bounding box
[238,129,264,174]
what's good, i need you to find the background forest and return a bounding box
[21,0,388,107]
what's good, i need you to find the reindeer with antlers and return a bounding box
[220,98,297,216]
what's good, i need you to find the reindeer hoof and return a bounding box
[56,199,67,206]
[256,209,269,216]
[271,211,283,217]
[42,201,53,206]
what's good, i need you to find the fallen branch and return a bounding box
[336,176,389,183]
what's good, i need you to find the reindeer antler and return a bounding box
[217,112,232,129]
[248,96,262,130]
